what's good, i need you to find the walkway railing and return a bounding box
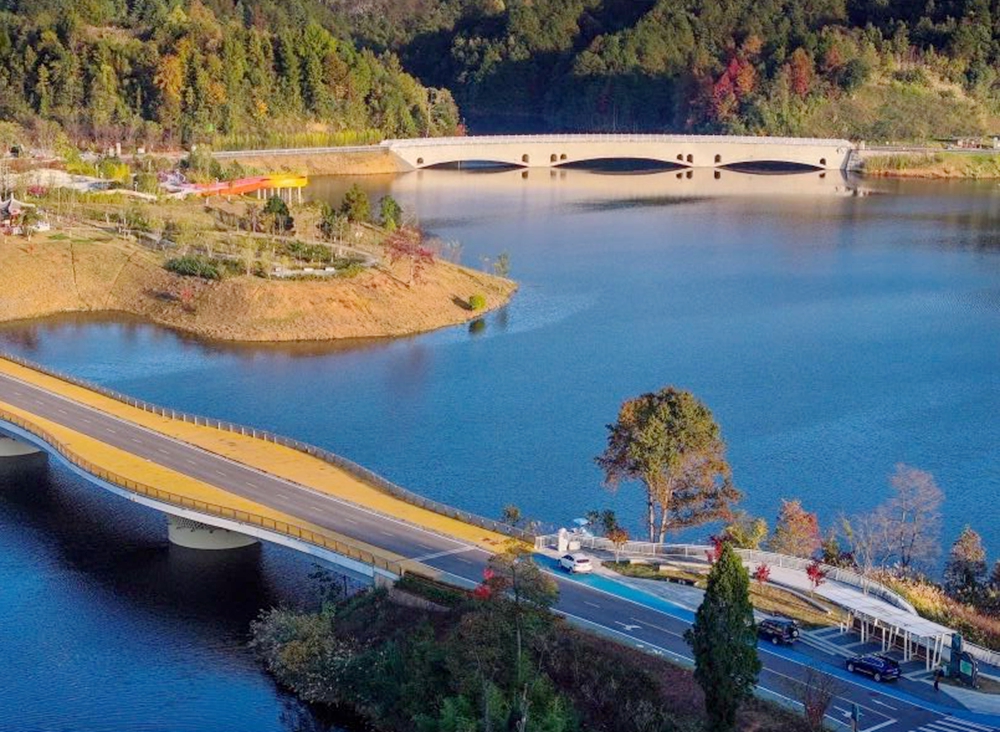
[0,406,405,577]
[0,353,531,542]
[536,534,916,613]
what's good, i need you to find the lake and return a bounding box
[1,167,997,730]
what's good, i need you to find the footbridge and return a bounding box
[0,354,526,585]
[382,134,856,171]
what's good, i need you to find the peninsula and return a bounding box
[0,180,515,342]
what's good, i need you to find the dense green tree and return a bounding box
[378,194,402,230]
[684,542,761,732]
[596,386,740,542]
[340,183,370,222]
[262,195,293,233]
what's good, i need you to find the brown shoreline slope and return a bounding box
[217,148,407,176]
[860,151,1000,179]
[0,235,516,342]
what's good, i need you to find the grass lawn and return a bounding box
[604,561,843,628]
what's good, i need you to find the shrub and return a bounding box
[468,293,487,310]
[164,255,240,280]
[134,172,160,195]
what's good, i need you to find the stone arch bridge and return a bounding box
[382,134,856,171]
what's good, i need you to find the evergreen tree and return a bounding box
[944,526,987,599]
[340,184,370,222]
[685,542,761,732]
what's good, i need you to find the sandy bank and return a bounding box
[0,234,515,342]
[215,147,406,176]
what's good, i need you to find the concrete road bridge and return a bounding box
[382,134,856,171]
[0,353,996,731]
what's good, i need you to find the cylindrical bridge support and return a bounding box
[167,515,258,550]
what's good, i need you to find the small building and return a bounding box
[1,197,41,235]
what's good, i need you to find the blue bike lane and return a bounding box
[536,554,1000,732]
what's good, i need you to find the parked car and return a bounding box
[758,617,800,645]
[846,653,901,682]
[559,553,593,574]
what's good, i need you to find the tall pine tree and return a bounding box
[685,542,761,732]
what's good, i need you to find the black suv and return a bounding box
[758,618,800,645]
[846,653,901,682]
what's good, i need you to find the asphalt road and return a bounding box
[0,370,995,732]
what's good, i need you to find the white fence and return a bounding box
[538,534,915,613]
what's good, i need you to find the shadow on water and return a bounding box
[0,310,403,361]
[0,457,309,630]
[0,456,362,731]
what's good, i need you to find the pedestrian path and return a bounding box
[908,716,996,732]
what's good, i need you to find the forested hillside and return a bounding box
[0,0,460,149]
[341,0,1000,139]
[4,0,1000,148]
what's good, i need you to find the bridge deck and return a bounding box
[0,357,511,576]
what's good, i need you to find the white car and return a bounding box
[559,553,593,574]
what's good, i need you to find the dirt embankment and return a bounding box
[216,148,407,176]
[0,234,515,341]
[860,151,1000,179]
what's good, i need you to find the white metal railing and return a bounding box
[383,134,854,148]
[213,145,383,158]
[536,534,914,612]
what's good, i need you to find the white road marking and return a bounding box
[860,721,897,732]
[410,546,476,563]
[614,622,641,632]
[276,493,290,500]
[869,698,897,711]
[584,601,601,609]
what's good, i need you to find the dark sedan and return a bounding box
[846,653,901,682]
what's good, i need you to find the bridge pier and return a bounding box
[0,435,44,458]
[167,514,258,550]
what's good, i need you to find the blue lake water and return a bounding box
[0,168,998,729]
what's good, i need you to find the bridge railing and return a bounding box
[0,405,406,576]
[0,352,533,542]
[383,134,854,148]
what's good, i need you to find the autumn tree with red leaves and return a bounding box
[385,227,435,286]
[806,560,828,594]
[768,499,821,558]
[753,562,771,588]
[788,48,815,97]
